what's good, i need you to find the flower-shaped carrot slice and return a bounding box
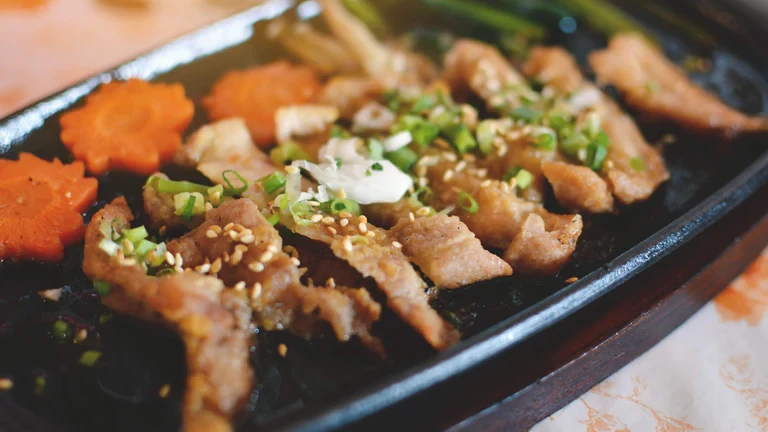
[202,61,322,147]
[0,153,98,262]
[60,79,194,175]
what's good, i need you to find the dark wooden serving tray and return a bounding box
[0,1,767,431]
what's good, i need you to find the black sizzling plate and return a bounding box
[1,0,767,431]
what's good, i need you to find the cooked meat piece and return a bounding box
[282,231,369,289]
[283,215,459,350]
[315,76,384,120]
[503,210,583,276]
[391,215,512,288]
[142,172,206,231]
[177,118,278,207]
[275,105,339,144]
[83,198,252,432]
[363,198,422,229]
[167,199,383,355]
[541,162,614,213]
[525,46,669,206]
[590,33,768,138]
[443,39,526,103]
[427,159,582,275]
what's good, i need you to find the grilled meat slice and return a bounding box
[83,198,252,432]
[541,162,614,213]
[391,215,512,288]
[591,33,768,138]
[443,39,526,103]
[166,199,383,355]
[524,46,669,206]
[363,198,423,229]
[284,215,459,350]
[503,210,583,276]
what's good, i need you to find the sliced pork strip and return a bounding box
[282,232,368,289]
[591,33,768,138]
[363,198,422,229]
[427,160,581,274]
[166,199,383,355]
[83,198,252,432]
[503,210,583,276]
[284,217,459,350]
[443,39,526,102]
[391,215,512,289]
[525,46,669,206]
[541,162,614,213]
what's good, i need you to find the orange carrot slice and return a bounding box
[59,79,194,175]
[202,61,322,147]
[0,153,98,262]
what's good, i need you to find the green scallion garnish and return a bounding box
[458,191,479,214]
[503,166,523,183]
[267,212,280,226]
[533,133,556,151]
[260,172,287,195]
[52,320,70,340]
[386,147,418,173]
[514,169,534,190]
[330,199,362,216]
[34,376,45,395]
[270,141,310,165]
[182,195,197,222]
[586,144,609,171]
[79,350,102,367]
[510,106,543,124]
[476,120,497,155]
[221,170,248,196]
[382,90,401,112]
[122,226,148,245]
[368,138,384,160]
[548,114,570,133]
[134,239,157,257]
[446,124,477,154]
[371,162,384,172]
[411,95,437,113]
[93,281,111,297]
[147,176,209,195]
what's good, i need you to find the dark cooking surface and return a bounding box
[1,1,767,431]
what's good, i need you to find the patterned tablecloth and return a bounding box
[2,2,767,431]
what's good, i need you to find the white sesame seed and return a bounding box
[565,277,579,283]
[211,225,222,234]
[291,257,301,266]
[477,168,488,178]
[228,230,239,241]
[339,211,352,219]
[235,244,248,253]
[322,216,335,225]
[285,166,299,174]
[234,281,247,291]
[442,151,457,162]
[260,251,274,263]
[174,253,183,268]
[239,234,255,244]
[340,218,349,227]
[248,262,265,273]
[307,201,320,207]
[501,182,511,193]
[75,328,88,343]
[267,244,279,253]
[358,223,368,234]
[327,277,336,288]
[120,257,137,267]
[327,227,337,235]
[509,178,518,189]
[196,263,211,274]
[418,177,428,188]
[206,230,218,239]
[455,161,467,172]
[463,153,477,163]
[343,237,353,252]
[497,144,508,157]
[211,258,222,274]
[481,179,492,188]
[366,231,376,238]
[251,283,262,299]
[224,223,235,231]
[231,250,243,265]
[165,251,175,266]
[409,212,415,222]
[310,214,323,223]
[223,251,230,263]
[605,160,615,170]
[278,343,288,357]
[416,207,431,217]
[337,189,347,199]
[443,170,454,182]
[159,226,167,236]
[205,202,213,212]
[358,215,368,224]
[0,378,13,391]
[392,241,403,248]
[283,245,295,254]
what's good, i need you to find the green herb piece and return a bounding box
[146,176,209,195]
[431,110,457,130]
[549,114,570,133]
[382,90,401,112]
[561,133,590,158]
[533,133,556,151]
[445,124,477,154]
[330,199,362,216]
[93,281,111,297]
[514,169,534,190]
[371,162,384,172]
[559,0,655,43]
[267,212,280,226]
[593,131,610,148]
[440,310,462,327]
[52,320,70,340]
[259,172,287,195]
[412,122,441,147]
[386,147,418,173]
[458,191,479,214]
[221,170,248,196]
[181,195,197,222]
[476,120,497,155]
[630,156,646,172]
[368,138,384,160]
[503,166,523,183]
[34,376,45,395]
[586,144,609,171]
[270,141,309,165]
[122,226,148,245]
[330,125,351,138]
[411,95,437,113]
[79,350,102,367]
[155,268,176,277]
[99,312,113,325]
[134,239,157,257]
[510,106,543,124]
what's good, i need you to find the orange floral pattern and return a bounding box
[720,355,768,431]
[715,249,768,326]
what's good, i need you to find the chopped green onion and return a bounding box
[586,144,609,171]
[222,170,248,196]
[123,226,148,245]
[365,169,373,176]
[368,138,384,160]
[260,172,287,195]
[330,199,362,216]
[436,88,455,108]
[34,376,45,395]
[93,281,111,297]
[431,110,457,130]
[371,162,384,171]
[549,114,570,133]
[514,169,534,190]
[182,195,197,222]
[267,212,280,226]
[99,313,113,324]
[330,125,352,138]
[289,202,314,226]
[382,90,401,112]
[79,350,102,367]
[630,156,646,172]
[134,239,157,257]
[155,268,176,277]
[476,120,497,155]
[412,122,440,147]
[148,177,209,195]
[411,95,437,113]
[458,191,479,214]
[386,147,418,173]
[335,158,343,168]
[445,124,477,154]
[533,133,556,151]
[593,131,610,148]
[510,106,543,124]
[52,320,70,340]
[561,133,590,158]
[270,141,309,165]
[503,166,523,183]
